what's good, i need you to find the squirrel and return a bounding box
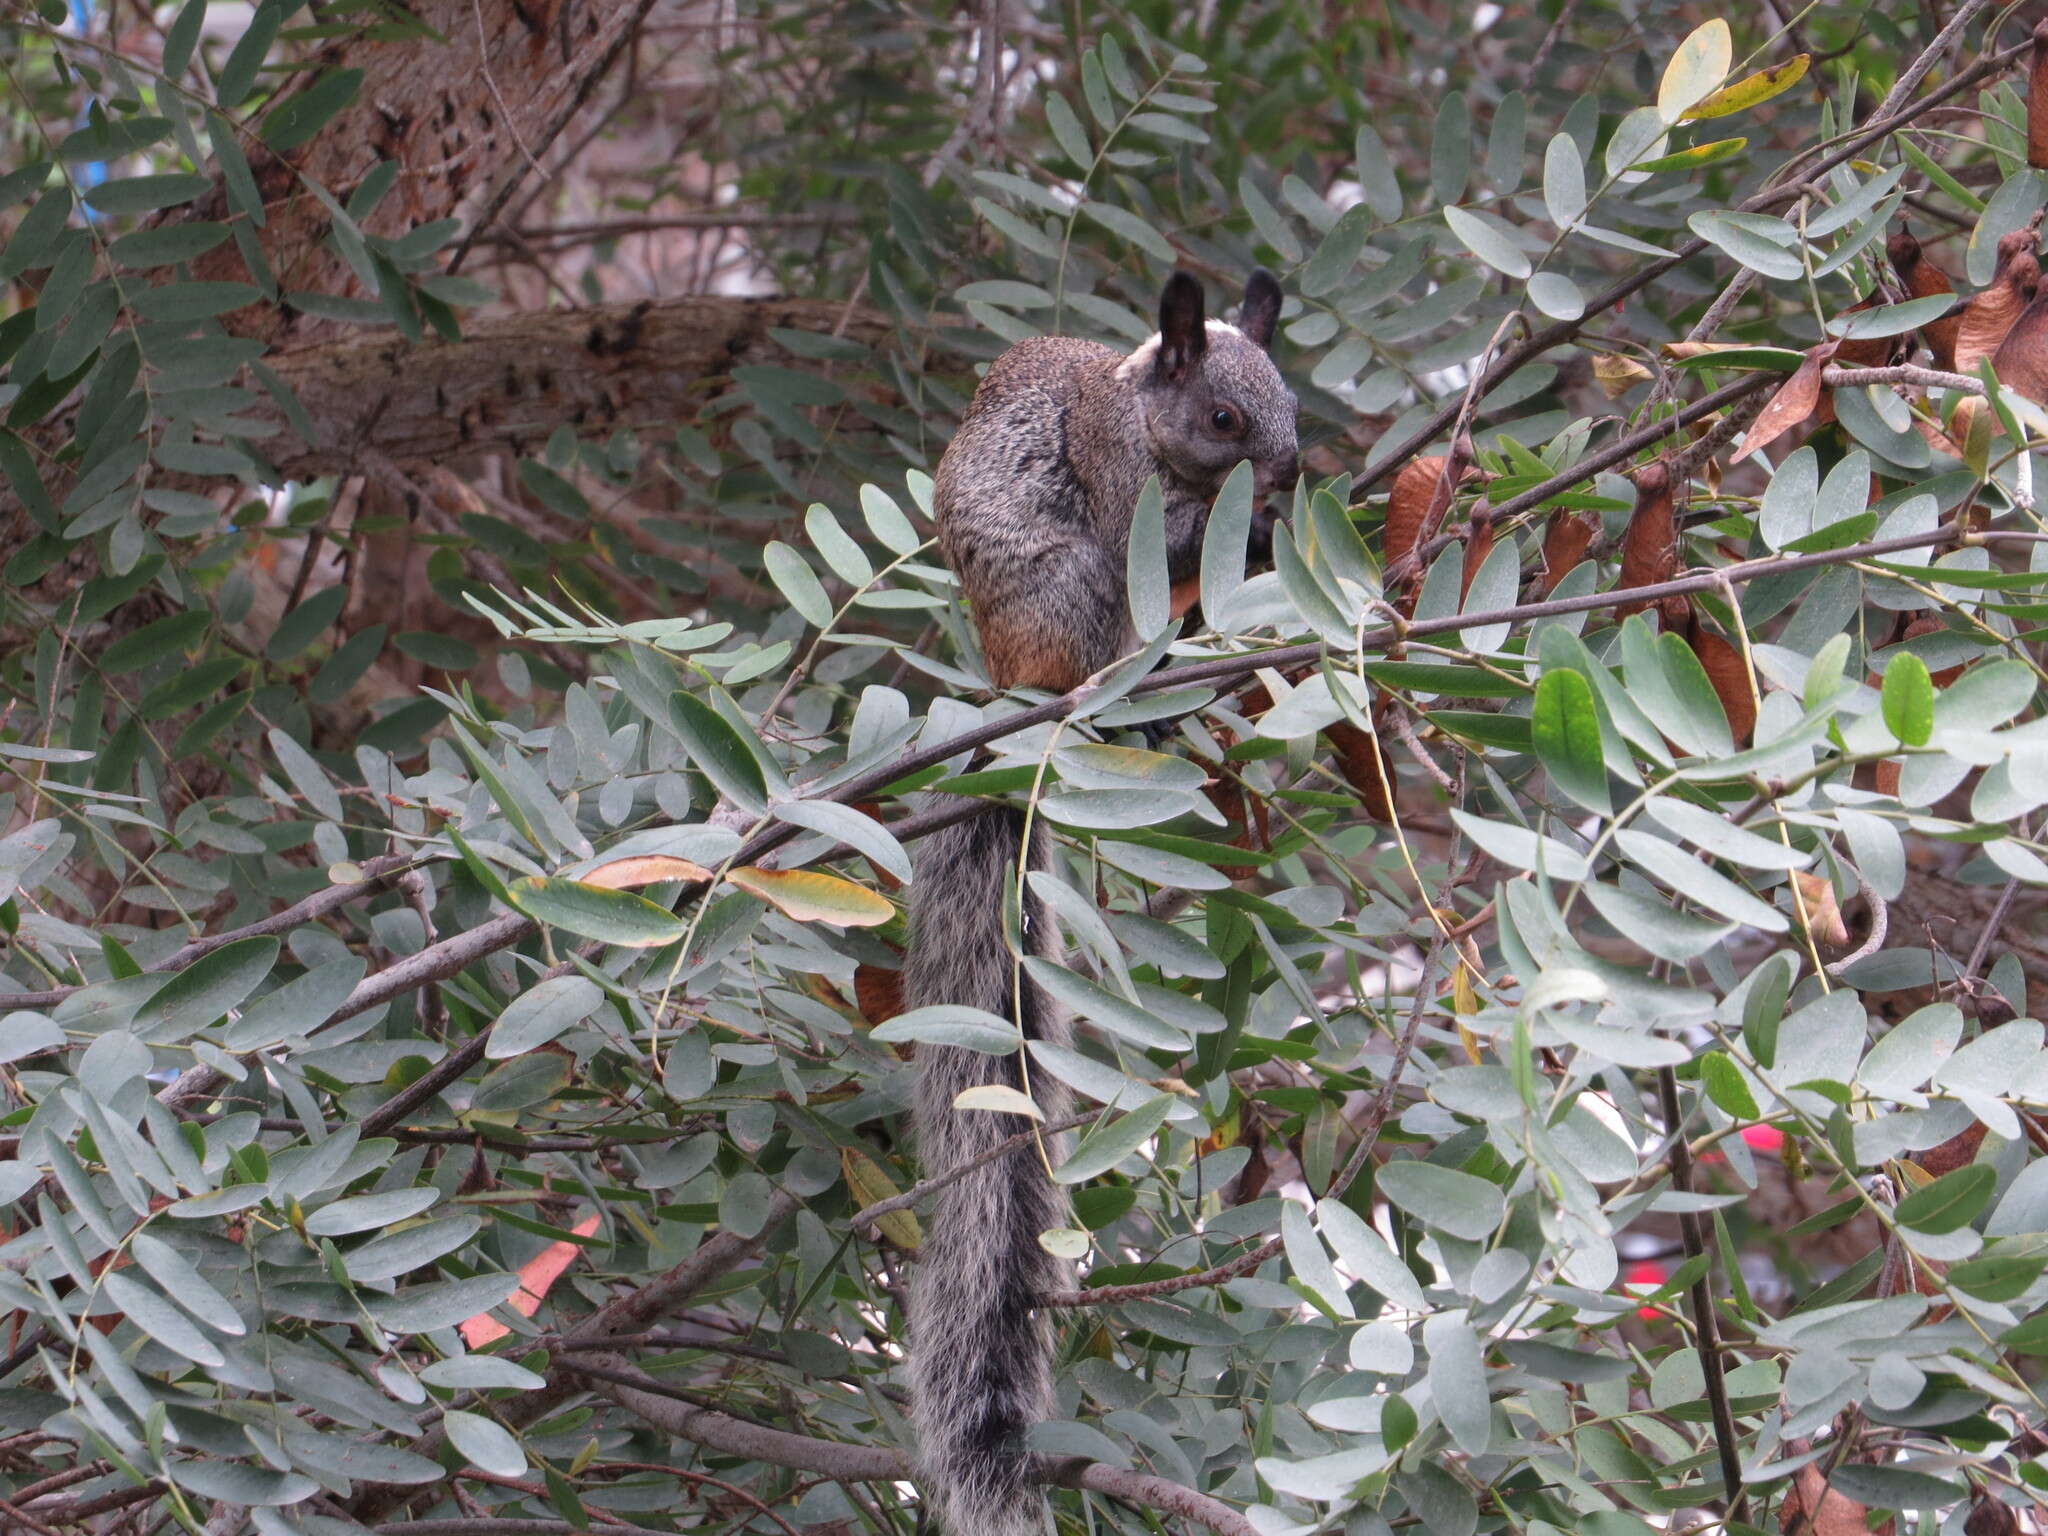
[905,269,1298,1536]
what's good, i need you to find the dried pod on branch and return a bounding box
[1686,622,1757,745]
[1886,229,1961,370]
[1953,227,2040,375]
[1615,460,1676,619]
[1459,501,1495,601]
[1328,716,1397,824]
[1540,510,1596,594]
[1990,284,2048,404]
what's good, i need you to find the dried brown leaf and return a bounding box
[1593,352,1653,398]
[1386,454,1449,585]
[580,854,714,889]
[1737,341,1836,462]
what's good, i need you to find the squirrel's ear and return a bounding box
[1239,269,1282,350]
[1155,270,1207,382]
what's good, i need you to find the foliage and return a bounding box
[6,4,2048,1536]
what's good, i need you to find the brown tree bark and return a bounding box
[174,0,662,348]
[261,295,905,477]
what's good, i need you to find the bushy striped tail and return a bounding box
[904,806,1072,1536]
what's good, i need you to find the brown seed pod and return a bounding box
[1386,454,1450,589]
[1953,227,2041,376]
[1540,510,1596,594]
[1916,1120,1989,1179]
[1687,625,1757,746]
[2031,19,2048,170]
[1991,285,2048,404]
[1615,460,1676,619]
[1831,294,1893,371]
[1887,229,1961,370]
[1874,757,1902,797]
[1199,769,1261,882]
[1328,717,1396,823]
[1458,501,1495,602]
[1900,616,1964,687]
[853,962,905,1027]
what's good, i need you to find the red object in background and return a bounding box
[1741,1123,1785,1153]
[1701,1122,1786,1165]
[461,1212,603,1347]
[1623,1258,1668,1319]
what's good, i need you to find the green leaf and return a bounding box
[1300,204,1373,297]
[1531,666,1609,814]
[260,68,365,151]
[1444,205,1531,278]
[102,1272,224,1366]
[1080,201,1174,262]
[1053,1093,1175,1183]
[667,691,768,808]
[764,541,833,627]
[269,727,343,821]
[102,610,210,675]
[1126,476,1169,639]
[1198,460,1255,628]
[1045,91,1092,168]
[1687,210,1802,280]
[1700,1051,1761,1120]
[1377,1161,1505,1241]
[1881,652,1934,747]
[1894,1163,1995,1234]
[1828,293,1961,340]
[487,975,605,1058]
[507,876,686,948]
[147,936,279,1041]
[82,173,214,215]
[107,223,231,269]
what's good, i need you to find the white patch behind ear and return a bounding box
[1116,321,1250,381]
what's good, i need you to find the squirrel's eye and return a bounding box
[1211,407,1239,432]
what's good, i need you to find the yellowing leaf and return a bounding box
[1593,353,1653,399]
[953,1083,1045,1119]
[1658,18,1732,123]
[1631,136,1747,174]
[578,855,713,889]
[730,866,893,927]
[843,1148,923,1250]
[1681,53,1810,120]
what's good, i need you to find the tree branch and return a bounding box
[261,295,915,480]
[570,1354,1261,1536]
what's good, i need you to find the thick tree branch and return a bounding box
[571,1355,1261,1536]
[260,296,910,479]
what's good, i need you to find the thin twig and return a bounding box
[1656,1066,1747,1522]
